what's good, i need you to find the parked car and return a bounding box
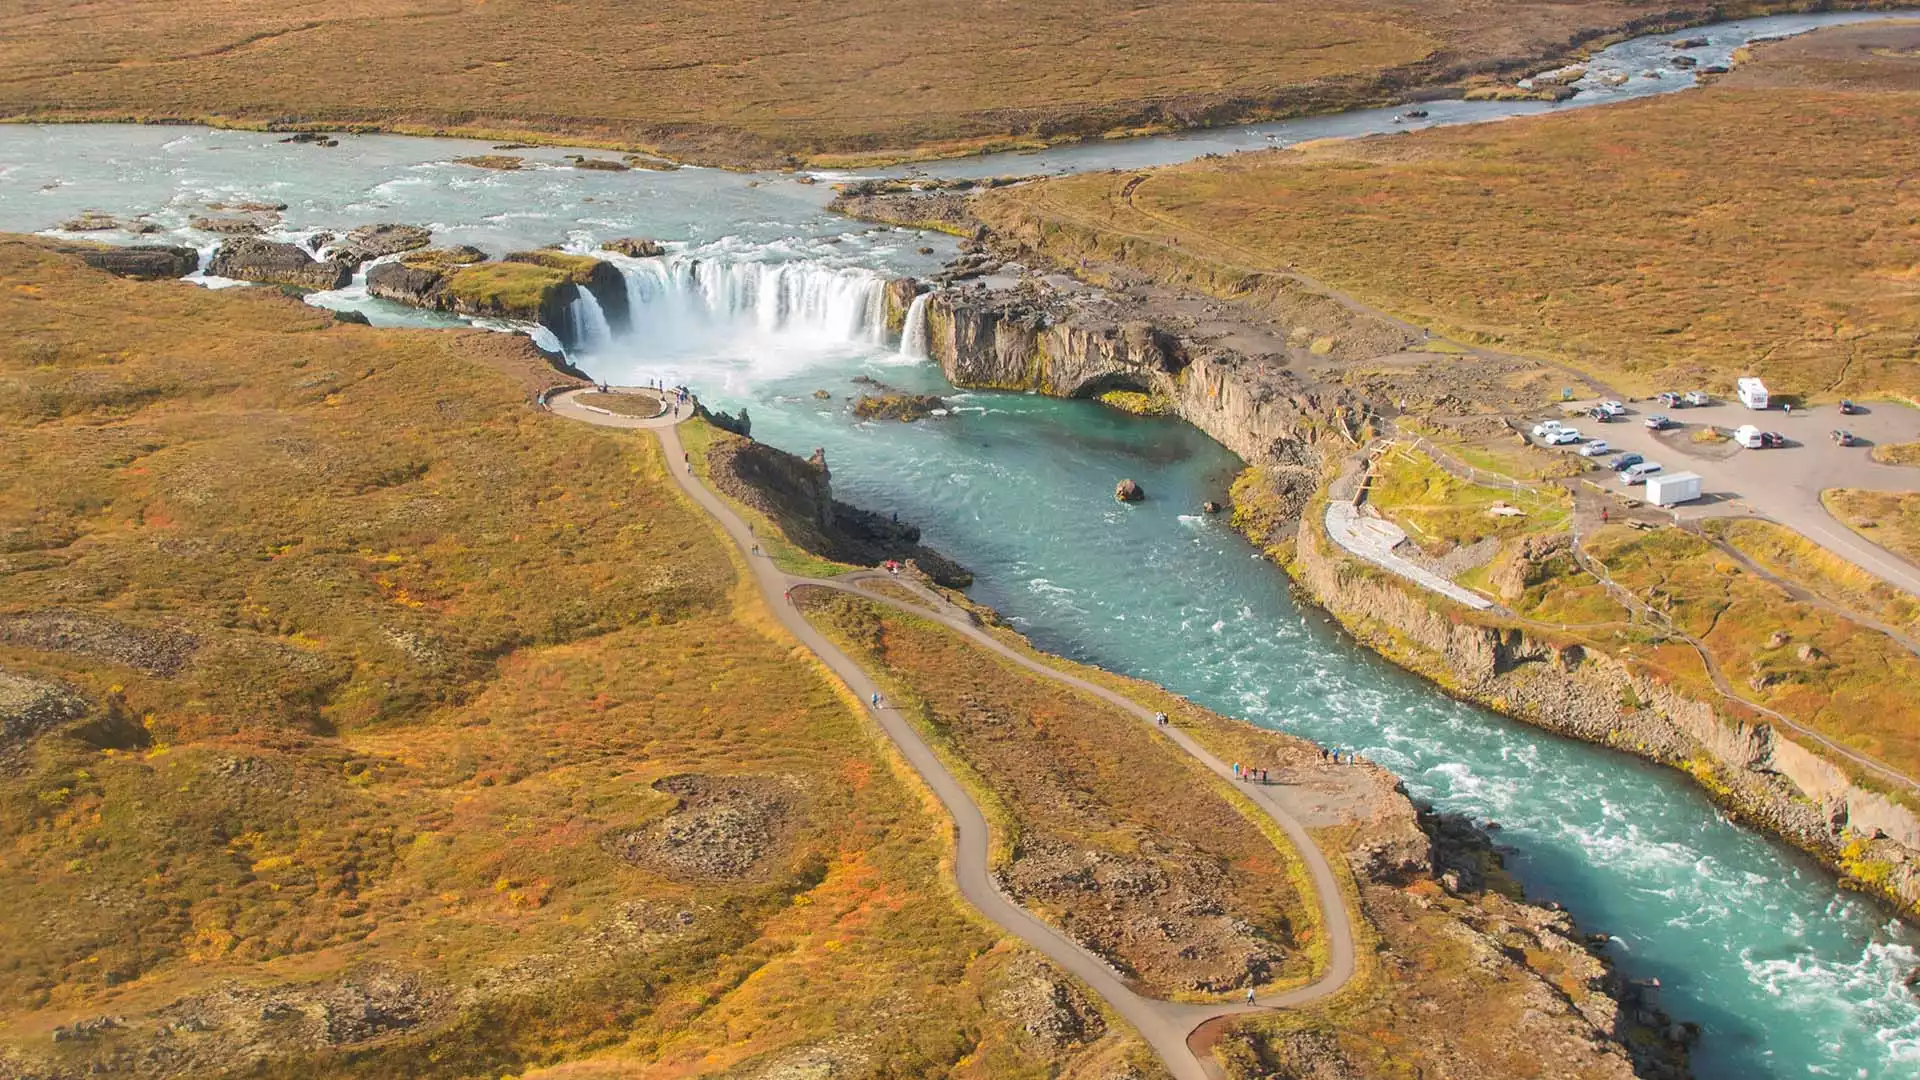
[1644,414,1675,430]
[1545,428,1583,446]
[1619,461,1663,485]
[1598,400,1626,416]
[1832,429,1856,446]
[1658,391,1683,409]
[1580,440,1612,457]
[1761,431,1786,448]
[1839,399,1860,415]
[1588,407,1617,423]
[1531,420,1566,439]
[1613,453,1645,472]
[1683,390,1711,407]
[1735,424,1766,449]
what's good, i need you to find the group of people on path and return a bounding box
[1320,746,1363,765]
[1231,762,1273,785]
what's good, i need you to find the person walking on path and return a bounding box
[1233,762,1241,779]
[1246,988,1256,1005]
[871,692,881,707]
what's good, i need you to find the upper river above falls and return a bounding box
[4,9,1918,1077]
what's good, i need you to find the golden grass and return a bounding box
[0,240,1148,1077]
[1824,489,1920,567]
[794,588,1319,999]
[1705,517,1920,634]
[1871,440,1920,465]
[978,23,1920,398]
[0,0,1769,166]
[1581,524,1920,786]
[1367,446,1570,553]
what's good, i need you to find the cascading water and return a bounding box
[616,256,889,350]
[898,292,931,361]
[563,287,615,354]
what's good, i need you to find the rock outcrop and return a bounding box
[207,239,351,290]
[41,242,198,280]
[329,224,432,266]
[1114,479,1144,502]
[703,437,970,587]
[366,250,627,347]
[1283,479,1920,915]
[601,237,665,258]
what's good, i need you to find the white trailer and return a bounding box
[1644,471,1702,507]
[1737,377,1769,410]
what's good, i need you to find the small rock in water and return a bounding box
[1115,479,1145,503]
[1201,501,1222,514]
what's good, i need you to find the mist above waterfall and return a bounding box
[570,248,904,389]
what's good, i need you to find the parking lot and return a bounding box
[1530,396,1920,596]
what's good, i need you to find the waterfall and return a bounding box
[564,287,614,353]
[612,256,889,349]
[898,292,931,360]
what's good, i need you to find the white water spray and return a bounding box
[898,292,931,360]
[615,256,889,349]
[564,287,615,354]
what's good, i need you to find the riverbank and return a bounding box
[850,22,1920,919]
[1,2,1905,168]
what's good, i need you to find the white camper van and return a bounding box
[1737,377,1769,410]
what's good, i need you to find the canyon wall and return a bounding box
[922,277,1920,917]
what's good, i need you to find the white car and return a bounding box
[1683,391,1711,407]
[1531,420,1566,439]
[1598,400,1626,416]
[1579,440,1612,457]
[1545,428,1583,446]
[1619,461,1663,485]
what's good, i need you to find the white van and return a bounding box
[1619,461,1663,485]
[1734,424,1764,449]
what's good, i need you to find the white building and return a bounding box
[1737,377,1769,410]
[1645,471,1702,507]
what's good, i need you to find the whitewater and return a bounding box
[4,11,1919,1077]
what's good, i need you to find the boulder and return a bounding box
[208,238,351,289]
[1201,501,1222,514]
[1671,55,1697,69]
[366,261,449,307]
[399,245,488,269]
[1669,36,1708,49]
[46,243,198,280]
[567,155,629,171]
[853,393,946,422]
[331,224,432,266]
[59,212,126,232]
[601,237,665,258]
[190,214,277,236]
[1115,479,1145,503]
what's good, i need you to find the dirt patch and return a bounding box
[992,953,1107,1051]
[605,774,800,882]
[1002,835,1289,993]
[0,609,198,677]
[0,667,91,767]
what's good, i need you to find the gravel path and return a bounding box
[548,388,1360,1080]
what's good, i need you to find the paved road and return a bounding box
[1536,398,1920,599]
[546,389,1358,1080]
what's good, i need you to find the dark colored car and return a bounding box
[1831,429,1855,446]
[1613,453,1646,472]
[1761,431,1786,448]
[1839,399,1860,415]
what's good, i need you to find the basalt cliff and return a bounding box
[895,255,1920,920]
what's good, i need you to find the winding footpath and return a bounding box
[545,389,1358,1080]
